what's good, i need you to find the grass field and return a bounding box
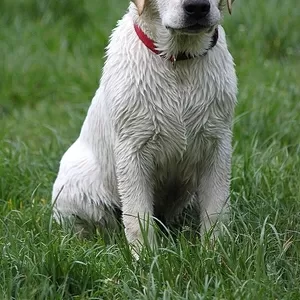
[1,0,300,298]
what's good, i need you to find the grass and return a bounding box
[0,0,300,298]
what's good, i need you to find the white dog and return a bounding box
[52,0,237,252]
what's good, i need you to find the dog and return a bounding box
[52,0,237,254]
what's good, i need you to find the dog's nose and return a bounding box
[183,0,211,19]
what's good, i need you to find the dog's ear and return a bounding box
[133,0,147,15]
[227,0,235,14]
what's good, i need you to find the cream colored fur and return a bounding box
[52,0,237,254]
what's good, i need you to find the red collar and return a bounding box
[134,23,218,63]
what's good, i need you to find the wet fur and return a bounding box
[52,0,237,251]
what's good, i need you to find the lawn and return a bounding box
[1,0,300,298]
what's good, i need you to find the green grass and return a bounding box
[1,0,300,298]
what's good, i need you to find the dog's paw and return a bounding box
[130,241,142,260]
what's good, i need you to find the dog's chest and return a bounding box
[105,53,231,167]
[147,62,225,161]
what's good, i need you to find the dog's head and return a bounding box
[133,0,235,34]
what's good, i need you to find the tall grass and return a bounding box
[1,0,300,298]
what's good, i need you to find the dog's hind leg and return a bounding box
[52,140,120,238]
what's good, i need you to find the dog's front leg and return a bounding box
[115,142,155,256]
[198,135,232,239]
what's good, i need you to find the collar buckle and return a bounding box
[170,55,177,67]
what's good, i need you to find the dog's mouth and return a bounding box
[167,23,213,35]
